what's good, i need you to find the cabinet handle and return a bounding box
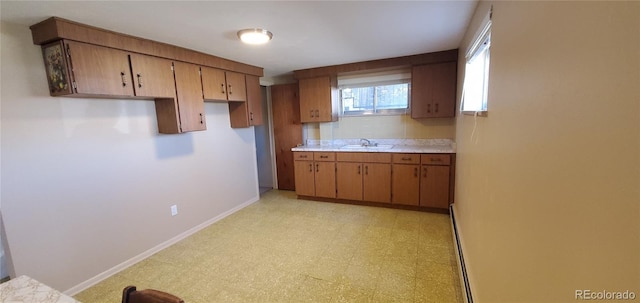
[435,103,439,113]
[365,166,368,175]
[228,84,233,95]
[427,104,431,113]
[316,163,319,172]
[414,167,418,177]
[200,113,204,124]
[358,165,361,175]
[250,112,254,121]
[320,155,328,159]
[401,157,412,161]
[431,158,442,162]
[423,167,427,178]
[121,72,127,87]
[136,73,143,88]
[221,83,226,94]
[309,163,312,172]
[315,109,319,117]
[310,110,315,118]
[300,155,308,158]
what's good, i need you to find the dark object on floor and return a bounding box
[122,286,184,303]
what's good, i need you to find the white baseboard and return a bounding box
[64,195,260,296]
[450,203,473,303]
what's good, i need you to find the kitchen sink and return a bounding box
[341,144,394,150]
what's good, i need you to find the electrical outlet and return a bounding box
[170,205,178,216]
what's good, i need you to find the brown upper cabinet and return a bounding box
[229,75,263,128]
[31,17,264,134]
[411,61,457,118]
[298,76,339,123]
[129,53,176,98]
[201,67,247,102]
[54,40,134,97]
[173,62,206,133]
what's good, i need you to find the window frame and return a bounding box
[461,10,492,116]
[339,80,411,117]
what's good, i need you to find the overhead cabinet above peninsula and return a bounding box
[30,17,264,133]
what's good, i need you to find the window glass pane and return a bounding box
[375,84,409,110]
[462,33,490,112]
[341,82,409,115]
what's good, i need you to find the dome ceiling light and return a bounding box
[237,28,273,45]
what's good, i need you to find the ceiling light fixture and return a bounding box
[237,28,273,45]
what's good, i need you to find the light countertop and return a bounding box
[0,275,80,303]
[291,139,456,154]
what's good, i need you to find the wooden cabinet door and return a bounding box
[411,62,456,118]
[336,162,363,201]
[273,85,302,190]
[65,41,134,96]
[129,53,175,98]
[391,164,420,205]
[246,75,263,125]
[298,76,337,122]
[201,67,227,101]
[314,161,336,198]
[420,165,451,209]
[364,163,391,203]
[225,71,247,102]
[173,62,206,132]
[294,161,315,196]
[229,75,263,128]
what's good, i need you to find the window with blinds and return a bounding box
[338,68,411,116]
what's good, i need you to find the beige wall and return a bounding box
[307,116,455,141]
[1,22,260,292]
[454,1,639,302]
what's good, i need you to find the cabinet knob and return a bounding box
[221,83,226,94]
[250,112,254,121]
[228,84,233,95]
[200,113,204,124]
[136,73,143,88]
[310,110,314,118]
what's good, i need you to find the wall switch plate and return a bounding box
[170,205,178,216]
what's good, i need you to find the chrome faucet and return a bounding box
[360,138,377,147]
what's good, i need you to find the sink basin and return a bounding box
[341,144,394,150]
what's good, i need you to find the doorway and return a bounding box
[254,86,275,194]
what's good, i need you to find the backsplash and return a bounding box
[305,138,455,147]
[303,115,455,140]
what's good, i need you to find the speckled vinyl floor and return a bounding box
[75,190,463,303]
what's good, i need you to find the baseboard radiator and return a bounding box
[450,204,474,303]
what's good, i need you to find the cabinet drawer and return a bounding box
[294,152,313,161]
[421,154,451,165]
[392,153,420,164]
[362,153,392,163]
[314,152,335,161]
[336,152,363,162]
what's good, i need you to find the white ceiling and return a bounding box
[1,1,478,79]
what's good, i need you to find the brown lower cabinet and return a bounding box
[336,152,392,203]
[294,151,454,211]
[293,152,336,198]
